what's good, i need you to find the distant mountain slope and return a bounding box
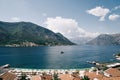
[86,33,120,45]
[0,21,74,46]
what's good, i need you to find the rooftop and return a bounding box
[0,72,16,80]
[105,68,120,77]
[85,71,104,80]
[31,75,41,80]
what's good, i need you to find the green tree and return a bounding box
[81,75,90,80]
[53,73,61,80]
[117,53,120,56]
[0,78,3,80]
[20,74,27,80]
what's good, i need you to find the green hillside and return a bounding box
[0,21,74,46]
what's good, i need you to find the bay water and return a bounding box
[0,45,120,69]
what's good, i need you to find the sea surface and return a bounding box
[0,45,120,69]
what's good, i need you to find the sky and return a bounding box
[0,0,120,40]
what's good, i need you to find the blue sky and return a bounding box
[0,0,120,39]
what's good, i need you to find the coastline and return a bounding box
[11,67,90,71]
[0,44,76,48]
[8,67,91,76]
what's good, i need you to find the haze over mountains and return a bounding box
[87,33,120,45]
[0,21,74,46]
[1,21,120,46]
[70,37,93,45]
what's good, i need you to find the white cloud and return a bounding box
[114,5,120,10]
[109,14,120,21]
[86,6,110,21]
[42,13,47,17]
[11,17,20,22]
[44,17,99,39]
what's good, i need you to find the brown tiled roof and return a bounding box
[31,75,41,80]
[0,72,16,80]
[85,71,104,80]
[110,77,120,80]
[102,77,120,80]
[72,74,82,80]
[41,75,52,80]
[105,68,120,77]
[59,74,74,80]
[101,77,109,80]
[73,77,82,80]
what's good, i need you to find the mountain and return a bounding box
[86,33,120,45]
[0,21,74,46]
[70,37,93,45]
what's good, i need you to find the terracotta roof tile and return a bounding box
[105,68,120,77]
[0,72,16,80]
[59,74,74,80]
[31,75,41,80]
[85,72,104,80]
[102,77,120,80]
[41,75,52,80]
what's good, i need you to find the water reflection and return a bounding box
[0,45,120,69]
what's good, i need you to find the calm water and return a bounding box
[0,45,120,69]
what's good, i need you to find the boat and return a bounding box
[61,51,64,54]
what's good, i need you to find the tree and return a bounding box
[20,74,27,80]
[81,75,90,80]
[53,73,61,80]
[117,53,120,56]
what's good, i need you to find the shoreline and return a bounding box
[0,44,76,48]
[11,67,90,71]
[8,67,91,74]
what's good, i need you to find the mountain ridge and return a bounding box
[0,21,74,46]
[86,33,120,45]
